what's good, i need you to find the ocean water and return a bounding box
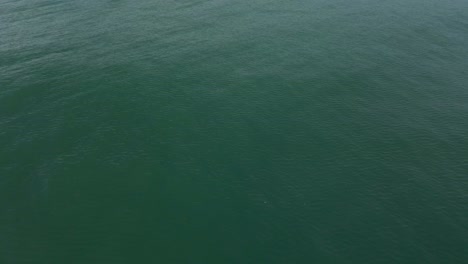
[1,0,468,263]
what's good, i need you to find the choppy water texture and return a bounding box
[1,0,468,263]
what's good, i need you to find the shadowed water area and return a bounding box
[1,0,468,263]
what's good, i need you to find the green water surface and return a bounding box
[1,0,468,263]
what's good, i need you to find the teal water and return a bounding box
[1,0,468,263]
